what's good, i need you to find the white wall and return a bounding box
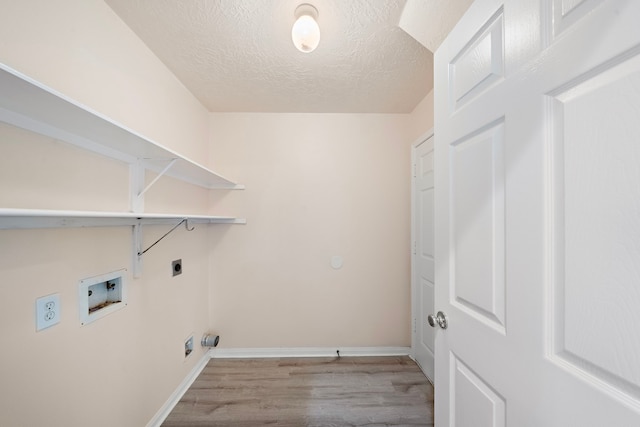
[0,1,213,426]
[207,113,417,348]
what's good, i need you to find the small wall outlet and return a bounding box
[172,259,182,277]
[36,293,61,331]
[184,335,194,358]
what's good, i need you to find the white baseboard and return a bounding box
[210,346,411,359]
[146,350,212,427]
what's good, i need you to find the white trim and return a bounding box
[210,347,411,359]
[146,350,212,427]
[412,128,435,149]
[0,62,241,190]
[0,208,246,230]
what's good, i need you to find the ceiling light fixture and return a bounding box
[292,4,320,53]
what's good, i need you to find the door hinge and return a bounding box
[413,318,417,333]
[413,240,417,255]
[413,163,417,178]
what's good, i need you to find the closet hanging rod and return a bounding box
[138,218,194,256]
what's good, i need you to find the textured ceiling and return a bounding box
[105,0,434,113]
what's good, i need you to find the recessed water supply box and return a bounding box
[79,269,127,325]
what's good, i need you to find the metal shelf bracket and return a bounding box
[138,218,194,257]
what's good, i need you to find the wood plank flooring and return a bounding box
[162,356,434,427]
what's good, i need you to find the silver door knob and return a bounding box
[427,311,448,329]
[427,314,438,327]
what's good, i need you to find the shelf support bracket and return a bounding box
[130,158,180,278]
[130,160,145,213]
[138,218,194,257]
[138,158,178,197]
[132,218,195,279]
[132,222,143,279]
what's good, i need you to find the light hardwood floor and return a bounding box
[162,356,434,427]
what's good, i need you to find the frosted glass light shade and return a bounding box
[292,6,320,53]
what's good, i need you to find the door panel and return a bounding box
[450,9,504,111]
[552,0,604,38]
[435,0,640,425]
[549,45,640,404]
[413,136,435,380]
[450,122,505,333]
[421,188,434,263]
[451,354,506,427]
[420,275,435,361]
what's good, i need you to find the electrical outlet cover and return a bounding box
[172,259,182,277]
[36,293,61,331]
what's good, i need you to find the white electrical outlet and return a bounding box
[36,293,61,331]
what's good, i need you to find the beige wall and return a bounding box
[407,89,435,144]
[205,90,434,350]
[207,113,416,348]
[0,1,213,426]
[0,0,210,166]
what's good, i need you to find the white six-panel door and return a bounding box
[434,0,640,425]
[412,134,435,381]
